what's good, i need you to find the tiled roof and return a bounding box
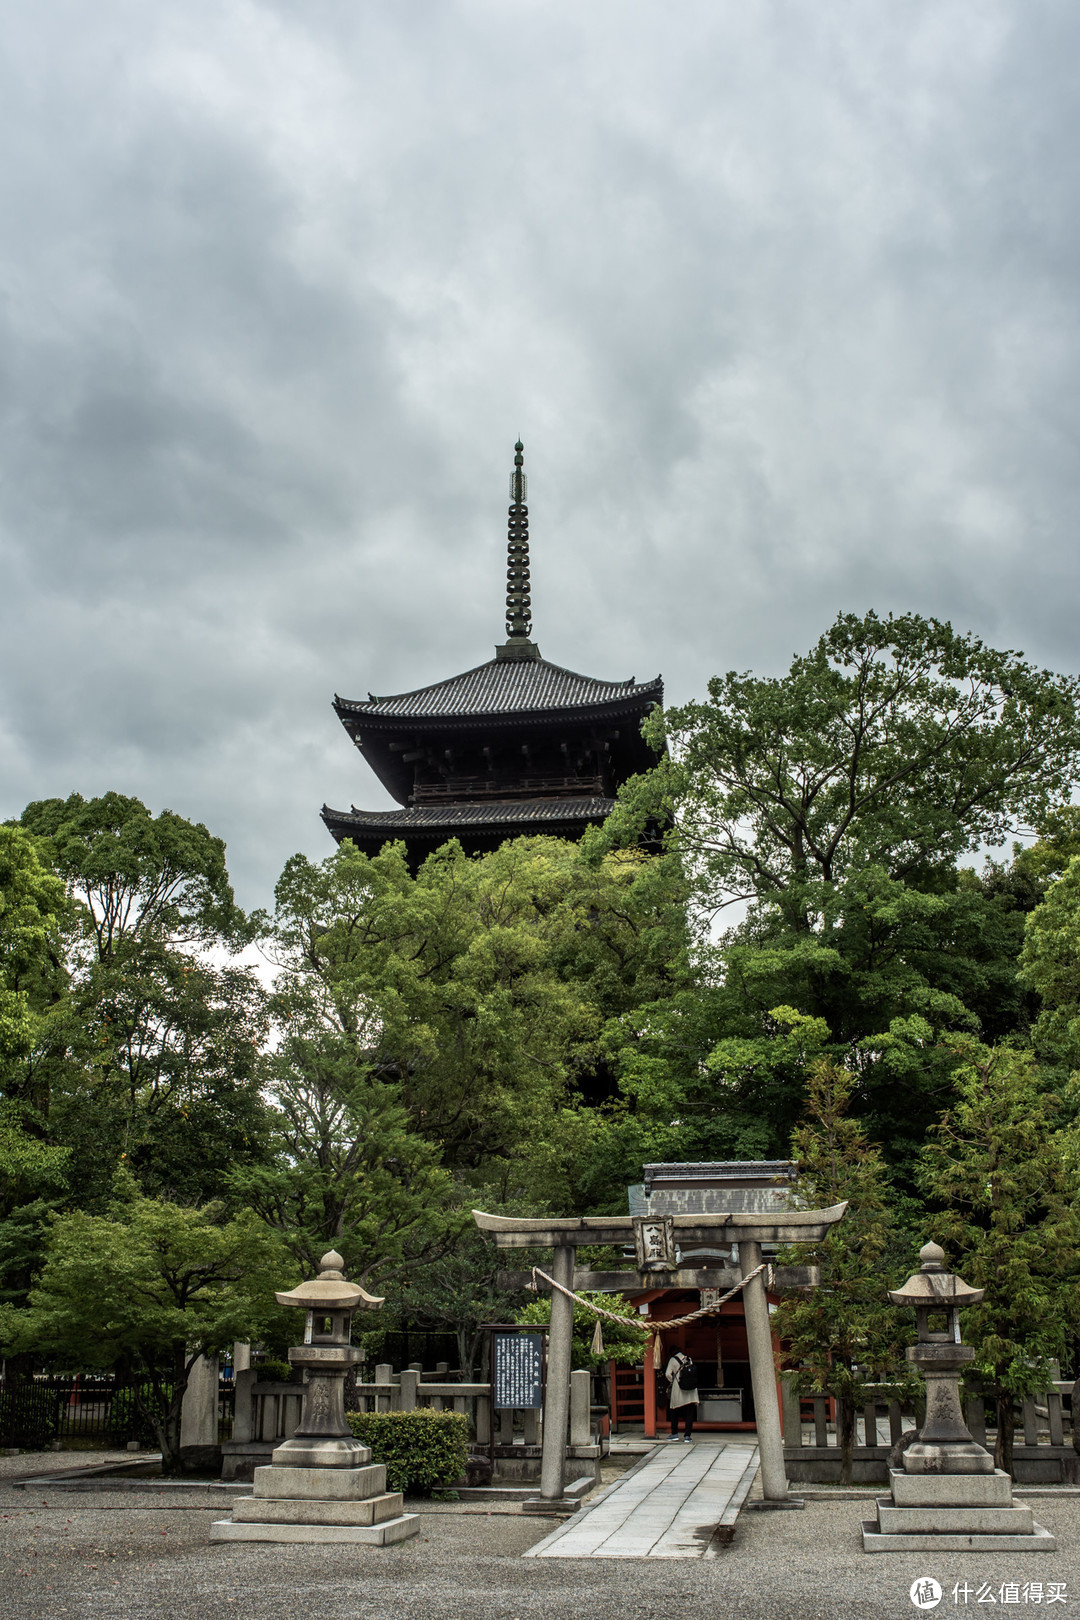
[322,796,614,832]
[336,657,662,721]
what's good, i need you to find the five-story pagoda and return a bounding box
[322,442,664,865]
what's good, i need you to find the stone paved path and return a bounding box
[523,1439,760,1559]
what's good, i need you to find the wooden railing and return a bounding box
[781,1375,1080,1484]
[411,776,604,803]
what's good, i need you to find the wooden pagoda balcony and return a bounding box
[410,775,605,804]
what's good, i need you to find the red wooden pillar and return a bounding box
[643,1339,657,1438]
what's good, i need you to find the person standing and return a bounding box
[665,1349,699,1441]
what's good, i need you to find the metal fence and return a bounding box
[0,1373,236,1451]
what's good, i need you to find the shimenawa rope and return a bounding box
[528,1261,773,1366]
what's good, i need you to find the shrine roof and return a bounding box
[335,656,662,725]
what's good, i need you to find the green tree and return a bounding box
[267,834,685,1206]
[10,794,270,1211]
[20,791,247,954]
[918,1044,1080,1473]
[0,824,71,1312]
[603,613,1080,1176]
[514,1290,649,1370]
[1018,854,1080,1079]
[633,612,1080,914]
[774,1056,918,1484]
[1,1184,287,1473]
[0,823,67,1067]
[230,1028,458,1289]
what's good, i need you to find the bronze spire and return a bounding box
[497,439,539,659]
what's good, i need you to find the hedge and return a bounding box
[252,1359,293,1384]
[346,1409,469,1495]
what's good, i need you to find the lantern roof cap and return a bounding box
[888,1241,984,1308]
[274,1250,384,1312]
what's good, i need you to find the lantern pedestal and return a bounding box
[211,1446,418,1544]
[863,1469,1056,1551]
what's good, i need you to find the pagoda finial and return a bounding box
[502,439,534,650]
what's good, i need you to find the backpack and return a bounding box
[675,1356,698,1390]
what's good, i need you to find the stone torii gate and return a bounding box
[472,1202,847,1505]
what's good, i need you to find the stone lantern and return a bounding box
[272,1249,381,1468]
[887,1240,991,1475]
[863,1241,1054,1552]
[211,1250,419,1546]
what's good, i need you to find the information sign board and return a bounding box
[492,1332,543,1410]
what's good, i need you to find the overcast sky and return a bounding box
[2,0,1079,908]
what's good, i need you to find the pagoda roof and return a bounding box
[322,795,617,864]
[335,655,662,727]
[323,795,614,836]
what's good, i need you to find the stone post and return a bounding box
[740,1240,789,1501]
[180,1352,220,1450]
[475,1390,491,1446]
[231,1368,256,1445]
[399,1369,419,1412]
[569,1369,591,1447]
[232,1343,251,1374]
[539,1244,575,1501]
[375,1363,393,1414]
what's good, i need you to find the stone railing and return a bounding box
[221,1363,603,1482]
[781,1376,1080,1484]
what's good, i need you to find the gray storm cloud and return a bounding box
[1,0,1078,904]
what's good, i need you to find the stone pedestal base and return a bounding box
[862,1470,1056,1553]
[210,1447,419,1547]
[210,1517,419,1546]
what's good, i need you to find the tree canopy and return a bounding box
[632,612,1080,918]
[0,1183,286,1472]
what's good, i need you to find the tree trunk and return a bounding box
[995,1391,1015,1476]
[836,1390,856,1486]
[159,1392,186,1476]
[135,1361,189,1477]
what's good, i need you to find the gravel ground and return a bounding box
[1,1476,1078,1620]
[0,1450,136,1480]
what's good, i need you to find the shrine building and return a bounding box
[609,1160,808,1437]
[321,442,664,865]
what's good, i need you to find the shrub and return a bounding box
[110,1382,175,1447]
[252,1359,293,1384]
[346,1409,469,1495]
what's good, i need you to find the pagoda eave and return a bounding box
[333,690,663,735]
